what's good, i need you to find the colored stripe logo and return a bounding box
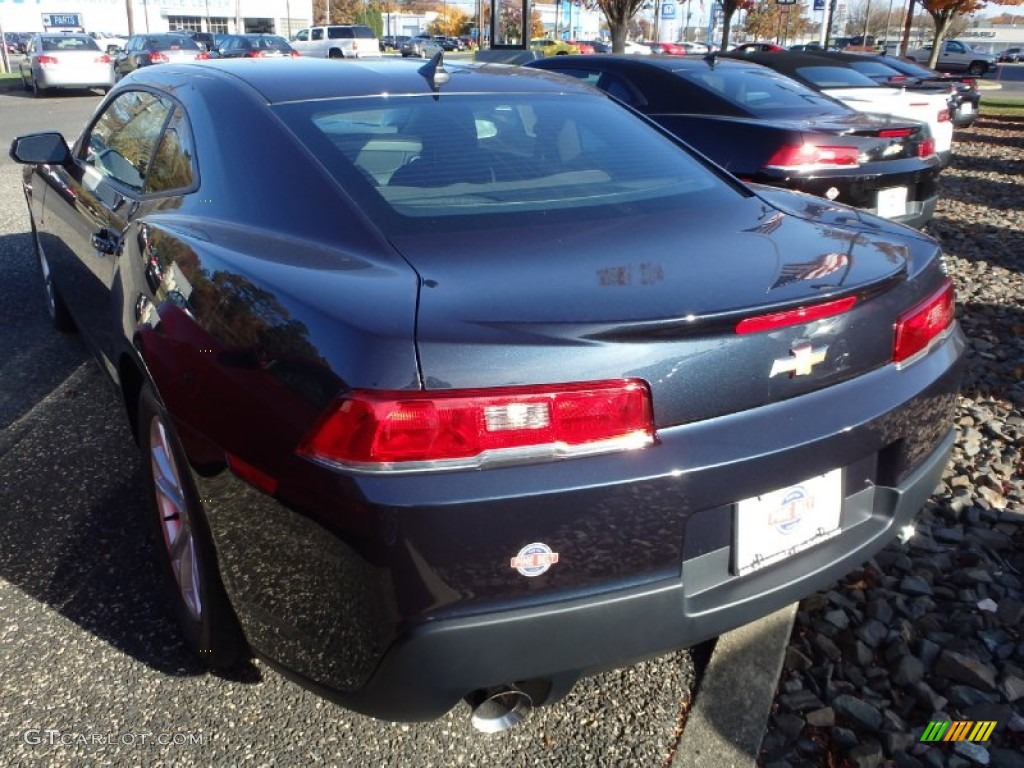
[920,720,997,742]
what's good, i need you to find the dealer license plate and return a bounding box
[734,469,843,575]
[876,186,908,219]
[960,102,973,115]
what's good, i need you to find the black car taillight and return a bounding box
[298,380,655,472]
[893,279,955,366]
[763,144,860,171]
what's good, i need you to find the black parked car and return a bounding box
[114,33,208,79]
[210,34,299,59]
[10,57,963,731]
[528,55,941,228]
[802,51,980,128]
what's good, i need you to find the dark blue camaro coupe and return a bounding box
[10,56,964,731]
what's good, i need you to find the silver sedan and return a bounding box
[19,32,114,96]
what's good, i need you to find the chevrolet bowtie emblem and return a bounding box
[770,342,828,378]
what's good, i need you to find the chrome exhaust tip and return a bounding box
[466,686,534,733]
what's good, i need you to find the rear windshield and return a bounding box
[794,66,880,89]
[275,92,740,235]
[676,67,849,117]
[842,60,904,80]
[327,26,375,39]
[147,35,202,51]
[244,35,291,49]
[42,36,101,52]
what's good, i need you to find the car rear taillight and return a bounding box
[937,109,951,122]
[195,52,210,60]
[96,54,112,64]
[893,279,955,365]
[735,295,857,335]
[878,128,912,138]
[918,136,936,158]
[244,51,266,58]
[962,78,977,90]
[148,52,170,64]
[764,144,860,170]
[290,51,302,57]
[298,380,655,472]
[36,55,59,65]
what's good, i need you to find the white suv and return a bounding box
[290,25,379,59]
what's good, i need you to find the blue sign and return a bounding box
[814,0,825,9]
[661,3,676,19]
[43,12,82,27]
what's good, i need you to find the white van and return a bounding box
[290,25,380,58]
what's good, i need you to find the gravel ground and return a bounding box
[757,113,1024,767]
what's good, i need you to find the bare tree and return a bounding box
[597,0,647,52]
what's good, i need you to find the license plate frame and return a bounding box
[734,469,843,575]
[876,186,908,219]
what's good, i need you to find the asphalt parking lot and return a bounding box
[0,87,708,766]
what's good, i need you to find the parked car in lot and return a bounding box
[114,34,208,80]
[648,41,689,55]
[724,51,955,166]
[18,32,115,96]
[904,39,997,76]
[400,35,443,58]
[809,51,980,128]
[566,40,595,54]
[290,24,380,58]
[87,31,129,53]
[997,47,1021,63]
[527,55,941,228]
[380,35,410,51]
[209,34,300,59]
[733,41,787,53]
[9,56,964,732]
[530,38,579,55]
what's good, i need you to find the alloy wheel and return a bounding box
[149,417,203,621]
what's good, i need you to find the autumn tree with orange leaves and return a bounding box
[919,0,1024,68]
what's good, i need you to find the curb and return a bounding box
[674,603,797,768]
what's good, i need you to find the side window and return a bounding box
[83,91,173,192]
[294,29,308,42]
[948,41,964,53]
[599,73,643,108]
[312,28,323,41]
[147,107,196,193]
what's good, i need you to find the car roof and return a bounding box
[721,50,871,75]
[530,53,779,76]
[124,57,601,104]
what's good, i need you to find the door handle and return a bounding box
[91,229,120,255]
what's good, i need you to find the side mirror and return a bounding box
[9,132,72,166]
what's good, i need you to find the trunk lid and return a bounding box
[394,193,914,427]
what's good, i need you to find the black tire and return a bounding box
[329,49,343,59]
[138,384,246,669]
[31,78,47,97]
[967,61,986,77]
[34,232,75,332]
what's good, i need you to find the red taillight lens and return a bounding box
[735,295,857,335]
[148,52,170,64]
[937,109,951,122]
[245,51,266,58]
[879,128,911,138]
[893,279,955,365]
[918,137,936,158]
[97,54,112,64]
[195,52,210,60]
[962,78,977,91]
[764,144,860,170]
[290,51,302,57]
[36,55,59,65]
[298,380,655,471]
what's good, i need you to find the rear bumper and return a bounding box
[767,159,941,229]
[266,423,957,723]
